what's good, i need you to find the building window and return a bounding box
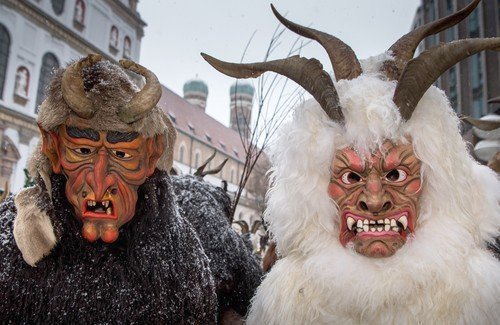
[179,144,185,163]
[123,36,131,58]
[73,0,85,29]
[448,65,458,112]
[470,53,483,118]
[109,26,119,53]
[194,151,201,168]
[51,0,65,15]
[0,24,10,99]
[35,53,60,113]
[426,0,437,47]
[468,8,480,37]
[14,66,30,98]
[445,0,455,42]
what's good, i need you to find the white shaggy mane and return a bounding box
[247,57,500,324]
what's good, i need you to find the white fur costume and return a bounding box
[246,56,500,324]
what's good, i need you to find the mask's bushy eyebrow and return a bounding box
[66,126,100,141]
[106,131,139,143]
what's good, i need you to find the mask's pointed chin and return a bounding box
[82,220,119,243]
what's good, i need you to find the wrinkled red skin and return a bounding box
[328,141,422,258]
[41,124,162,243]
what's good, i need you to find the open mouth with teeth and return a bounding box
[340,211,413,245]
[83,200,117,220]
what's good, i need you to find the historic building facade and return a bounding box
[412,0,499,118]
[169,79,266,227]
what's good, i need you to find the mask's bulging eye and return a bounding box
[111,150,131,159]
[341,171,362,184]
[73,147,94,155]
[385,169,407,182]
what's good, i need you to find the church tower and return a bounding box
[229,82,254,138]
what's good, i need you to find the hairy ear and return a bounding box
[146,134,165,176]
[38,124,62,174]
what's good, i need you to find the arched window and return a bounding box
[109,26,119,49]
[14,66,30,98]
[0,24,10,99]
[73,0,86,28]
[35,53,59,113]
[179,144,185,163]
[123,36,131,58]
[51,0,65,15]
[194,151,201,168]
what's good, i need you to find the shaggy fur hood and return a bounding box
[29,60,177,180]
[247,56,500,324]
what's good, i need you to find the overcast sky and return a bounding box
[137,0,421,127]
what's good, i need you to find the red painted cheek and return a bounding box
[406,179,422,194]
[328,183,345,199]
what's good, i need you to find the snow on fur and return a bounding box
[247,56,500,324]
[172,175,263,319]
[0,172,217,323]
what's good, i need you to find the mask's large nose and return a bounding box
[357,172,392,215]
[86,148,116,200]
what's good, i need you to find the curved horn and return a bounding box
[382,0,480,80]
[394,38,500,120]
[118,59,162,124]
[194,151,216,177]
[233,220,250,234]
[61,54,102,119]
[461,115,500,131]
[201,53,343,121]
[200,159,228,178]
[271,4,361,81]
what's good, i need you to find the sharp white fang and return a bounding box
[363,225,369,232]
[385,224,390,231]
[356,220,363,228]
[384,218,390,224]
[390,219,397,227]
[104,201,109,208]
[399,215,408,230]
[346,217,355,230]
[377,226,383,232]
[370,227,376,232]
[363,219,369,225]
[106,207,112,215]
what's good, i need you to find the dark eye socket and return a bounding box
[111,150,131,159]
[341,171,362,184]
[73,147,93,155]
[385,169,407,182]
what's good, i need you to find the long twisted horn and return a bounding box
[271,4,361,81]
[118,59,162,123]
[61,54,102,119]
[382,0,480,80]
[394,38,500,120]
[201,53,343,121]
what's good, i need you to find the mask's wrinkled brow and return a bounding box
[66,126,100,141]
[106,131,139,144]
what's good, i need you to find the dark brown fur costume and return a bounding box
[0,171,217,323]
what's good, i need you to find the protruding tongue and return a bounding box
[82,220,119,243]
